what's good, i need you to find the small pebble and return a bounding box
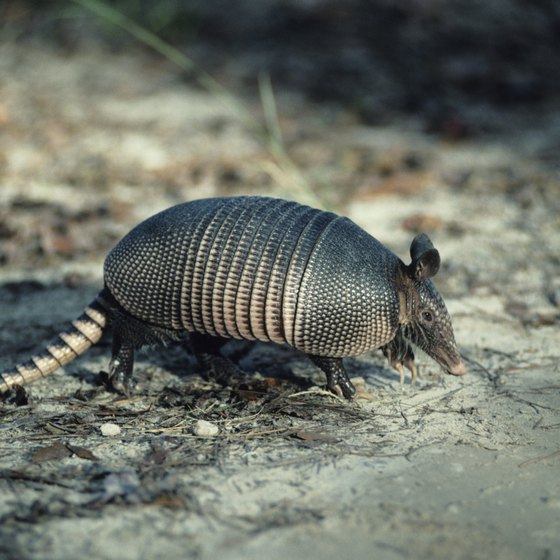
[100,422,121,437]
[193,419,219,437]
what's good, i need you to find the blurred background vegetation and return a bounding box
[3,0,560,132]
[1,0,559,269]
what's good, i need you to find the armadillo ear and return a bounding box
[408,233,441,280]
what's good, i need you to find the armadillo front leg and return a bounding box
[402,347,417,384]
[382,335,417,384]
[309,356,356,399]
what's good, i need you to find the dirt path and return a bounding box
[0,44,559,560]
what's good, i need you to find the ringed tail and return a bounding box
[0,292,109,395]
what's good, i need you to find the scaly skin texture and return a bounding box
[0,196,465,399]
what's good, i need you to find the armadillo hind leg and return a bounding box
[308,355,356,399]
[103,304,185,395]
[105,331,135,395]
[189,332,242,384]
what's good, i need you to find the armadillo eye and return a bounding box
[422,311,433,322]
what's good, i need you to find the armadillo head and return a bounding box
[398,233,466,377]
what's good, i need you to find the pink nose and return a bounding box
[448,361,467,376]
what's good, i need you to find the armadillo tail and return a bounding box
[0,292,109,395]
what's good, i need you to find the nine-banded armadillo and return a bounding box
[0,196,465,399]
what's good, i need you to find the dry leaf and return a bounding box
[66,444,99,461]
[31,442,72,463]
[401,213,444,233]
[293,431,339,443]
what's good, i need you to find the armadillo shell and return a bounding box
[104,196,400,357]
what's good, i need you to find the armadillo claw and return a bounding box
[404,355,417,384]
[337,376,357,399]
[394,362,405,385]
[99,369,136,397]
[109,370,136,396]
[392,357,417,385]
[308,355,356,400]
[383,341,417,385]
[199,353,242,384]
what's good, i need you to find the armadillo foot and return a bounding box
[189,333,242,383]
[404,355,417,385]
[391,357,417,385]
[105,334,136,396]
[393,358,417,385]
[200,353,242,384]
[394,362,405,385]
[382,339,417,385]
[308,355,356,400]
[105,367,137,396]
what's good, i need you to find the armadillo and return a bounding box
[0,196,465,399]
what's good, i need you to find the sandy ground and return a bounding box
[0,44,559,560]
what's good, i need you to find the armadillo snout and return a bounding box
[447,360,466,376]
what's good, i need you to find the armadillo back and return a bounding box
[104,196,400,357]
